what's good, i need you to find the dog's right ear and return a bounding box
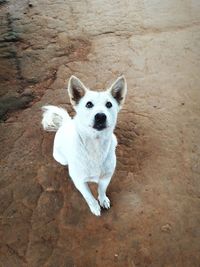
[68,75,88,106]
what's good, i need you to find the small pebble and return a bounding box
[161,223,172,232]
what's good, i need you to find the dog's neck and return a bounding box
[75,121,113,148]
[78,128,112,144]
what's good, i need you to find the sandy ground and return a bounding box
[0,0,200,266]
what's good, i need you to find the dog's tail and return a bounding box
[41,105,71,132]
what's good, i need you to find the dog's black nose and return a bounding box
[95,113,107,123]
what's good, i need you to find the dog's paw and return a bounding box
[98,196,110,209]
[88,200,101,216]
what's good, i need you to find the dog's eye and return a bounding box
[86,101,94,108]
[106,101,112,108]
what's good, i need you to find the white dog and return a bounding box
[41,75,127,216]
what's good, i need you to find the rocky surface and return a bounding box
[0,0,200,266]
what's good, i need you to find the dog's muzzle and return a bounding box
[93,113,107,131]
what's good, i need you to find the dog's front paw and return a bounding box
[98,196,110,209]
[88,200,101,216]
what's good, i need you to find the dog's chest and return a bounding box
[77,137,112,178]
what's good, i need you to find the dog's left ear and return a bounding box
[68,75,88,106]
[108,76,127,107]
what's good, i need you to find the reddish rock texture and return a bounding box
[0,1,200,266]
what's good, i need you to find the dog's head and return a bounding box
[68,75,127,135]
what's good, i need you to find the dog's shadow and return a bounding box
[110,110,153,195]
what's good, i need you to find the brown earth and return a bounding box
[0,0,200,266]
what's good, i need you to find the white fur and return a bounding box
[41,75,127,216]
[41,105,71,131]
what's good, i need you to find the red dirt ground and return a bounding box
[0,1,200,266]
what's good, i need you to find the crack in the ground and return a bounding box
[90,21,200,40]
[24,185,42,265]
[6,13,24,92]
[6,244,27,264]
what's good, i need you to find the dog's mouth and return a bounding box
[93,123,107,131]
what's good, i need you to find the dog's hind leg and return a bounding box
[98,175,112,209]
[73,180,101,216]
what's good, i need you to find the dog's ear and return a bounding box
[68,75,88,106]
[108,76,127,107]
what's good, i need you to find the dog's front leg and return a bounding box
[73,180,101,216]
[98,175,112,209]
